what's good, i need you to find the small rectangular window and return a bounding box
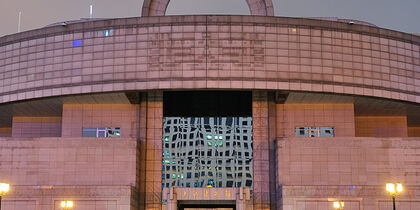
[295,127,309,137]
[97,128,106,137]
[319,127,334,137]
[82,128,97,137]
[101,29,115,37]
[82,127,121,137]
[295,127,334,137]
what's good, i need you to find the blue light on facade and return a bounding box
[105,29,114,37]
[73,40,83,47]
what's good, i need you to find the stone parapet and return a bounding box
[0,16,418,104]
[0,137,138,186]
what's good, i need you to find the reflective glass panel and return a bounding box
[82,127,121,137]
[295,127,335,137]
[82,128,97,137]
[319,127,334,137]
[162,117,253,189]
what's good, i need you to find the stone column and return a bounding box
[267,92,278,210]
[252,91,271,209]
[165,188,177,210]
[138,93,148,210]
[236,187,252,210]
[142,91,163,210]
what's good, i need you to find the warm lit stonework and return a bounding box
[0,1,419,210]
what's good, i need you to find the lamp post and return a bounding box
[386,183,403,210]
[60,200,74,210]
[0,183,10,210]
[333,201,344,210]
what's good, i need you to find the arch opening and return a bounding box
[166,0,250,16]
[141,0,274,17]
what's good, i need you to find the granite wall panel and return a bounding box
[408,126,420,137]
[0,16,418,105]
[277,137,420,186]
[355,116,408,137]
[276,104,355,138]
[0,127,12,137]
[252,91,271,209]
[144,91,163,210]
[0,137,137,186]
[11,116,61,137]
[1,186,133,210]
[61,104,139,138]
[277,137,420,209]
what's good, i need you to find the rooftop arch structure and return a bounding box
[141,0,274,16]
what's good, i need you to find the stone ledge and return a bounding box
[1,16,419,46]
[4,185,134,197]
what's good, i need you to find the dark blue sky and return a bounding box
[1,0,419,37]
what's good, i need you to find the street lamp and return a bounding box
[333,201,344,210]
[0,183,10,210]
[60,200,74,210]
[386,183,403,210]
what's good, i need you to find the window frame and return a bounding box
[295,127,335,137]
[82,127,121,137]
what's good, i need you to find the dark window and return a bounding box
[82,127,120,137]
[227,181,233,187]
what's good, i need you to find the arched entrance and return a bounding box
[141,0,274,16]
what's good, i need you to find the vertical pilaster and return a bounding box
[252,91,270,209]
[267,92,278,210]
[165,188,177,210]
[138,93,148,210]
[143,91,163,210]
[237,187,252,210]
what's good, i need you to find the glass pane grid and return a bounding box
[162,117,253,189]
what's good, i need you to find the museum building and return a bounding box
[0,0,420,209]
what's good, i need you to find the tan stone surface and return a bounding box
[144,91,163,209]
[276,104,355,137]
[408,126,420,137]
[0,14,419,210]
[1,185,133,210]
[277,136,420,209]
[280,185,420,210]
[0,137,137,186]
[61,104,139,138]
[355,116,408,137]
[12,116,62,137]
[252,91,271,209]
[0,16,418,105]
[277,137,420,186]
[0,127,12,137]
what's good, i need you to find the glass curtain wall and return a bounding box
[162,117,253,189]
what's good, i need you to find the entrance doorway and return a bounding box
[179,200,235,210]
[181,204,235,210]
[163,188,251,210]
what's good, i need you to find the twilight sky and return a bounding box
[0,0,419,37]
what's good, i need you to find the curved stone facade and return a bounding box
[1,15,420,210]
[0,16,419,105]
